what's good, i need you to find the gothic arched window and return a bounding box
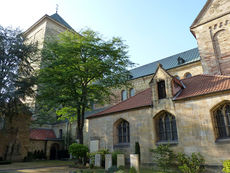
[156,112,178,142]
[117,120,130,144]
[214,104,230,139]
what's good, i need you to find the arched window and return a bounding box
[129,88,135,97]
[213,104,230,139]
[156,112,178,142]
[121,90,127,101]
[174,75,180,80]
[117,120,130,144]
[184,72,192,78]
[157,80,166,99]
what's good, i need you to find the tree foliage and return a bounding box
[69,143,89,164]
[0,25,38,117]
[36,29,133,143]
[150,144,176,173]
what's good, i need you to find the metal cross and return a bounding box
[56,4,59,13]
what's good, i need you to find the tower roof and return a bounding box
[49,13,73,30]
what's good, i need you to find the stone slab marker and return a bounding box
[130,154,139,172]
[117,154,125,168]
[90,140,99,152]
[105,154,112,171]
[95,154,101,167]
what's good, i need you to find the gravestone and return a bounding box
[95,154,101,167]
[105,154,112,171]
[130,154,139,172]
[117,154,125,168]
[90,140,99,152]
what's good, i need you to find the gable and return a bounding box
[191,0,230,28]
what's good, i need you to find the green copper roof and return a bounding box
[130,48,200,80]
[49,13,73,30]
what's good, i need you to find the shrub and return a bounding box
[108,165,118,173]
[69,143,89,164]
[118,165,125,170]
[150,144,176,173]
[112,150,123,165]
[88,149,110,168]
[135,142,140,162]
[223,160,230,173]
[177,152,205,173]
[129,167,137,173]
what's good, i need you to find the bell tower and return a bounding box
[191,0,230,75]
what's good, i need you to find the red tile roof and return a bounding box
[87,88,152,119]
[30,128,57,140]
[175,74,230,100]
[88,74,230,119]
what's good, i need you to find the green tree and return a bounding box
[37,29,133,144]
[0,25,38,118]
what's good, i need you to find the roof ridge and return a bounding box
[201,74,230,78]
[130,47,198,72]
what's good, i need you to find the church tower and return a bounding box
[191,0,230,75]
[23,12,74,108]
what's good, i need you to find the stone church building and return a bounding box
[87,0,230,166]
[1,0,230,166]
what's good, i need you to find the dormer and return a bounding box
[150,64,184,107]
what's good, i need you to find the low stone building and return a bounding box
[29,128,63,160]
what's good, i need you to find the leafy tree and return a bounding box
[150,144,176,173]
[177,152,205,173]
[36,29,133,144]
[0,25,38,118]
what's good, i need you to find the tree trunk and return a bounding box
[77,125,84,144]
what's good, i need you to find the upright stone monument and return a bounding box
[105,154,112,171]
[95,154,101,167]
[90,140,99,152]
[130,154,139,172]
[117,154,125,168]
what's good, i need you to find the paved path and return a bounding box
[0,166,76,173]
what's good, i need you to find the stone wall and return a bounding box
[95,61,203,109]
[88,91,230,165]
[0,112,31,161]
[88,107,153,163]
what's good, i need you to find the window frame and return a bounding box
[129,88,135,97]
[121,90,127,101]
[214,104,230,140]
[155,112,178,144]
[116,120,130,144]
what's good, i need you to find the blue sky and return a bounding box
[0,0,206,67]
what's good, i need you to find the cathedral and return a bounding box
[1,0,230,167]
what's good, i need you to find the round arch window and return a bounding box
[184,72,192,78]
